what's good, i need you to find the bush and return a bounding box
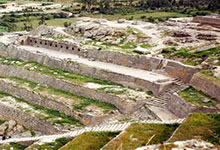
[64,22,71,27]
[140,15,146,19]
[128,16,134,20]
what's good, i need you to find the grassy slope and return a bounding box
[178,87,220,108]
[169,113,220,146]
[60,132,119,150]
[103,123,178,150]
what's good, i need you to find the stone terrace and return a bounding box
[18,45,174,95]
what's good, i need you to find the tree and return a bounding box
[24,17,33,31]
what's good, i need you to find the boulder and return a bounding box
[7,120,16,132]
[213,66,220,78]
[118,19,126,23]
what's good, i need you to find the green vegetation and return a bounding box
[103,123,178,150]
[0,119,5,125]
[0,26,8,32]
[0,143,27,150]
[0,91,83,126]
[169,113,220,146]
[178,87,220,108]
[60,132,119,150]
[162,47,220,66]
[29,138,70,150]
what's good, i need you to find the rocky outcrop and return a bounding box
[66,21,126,43]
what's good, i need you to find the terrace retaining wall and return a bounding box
[0,44,169,96]
[193,16,220,28]
[0,63,141,114]
[190,73,220,101]
[25,37,199,84]
[26,37,161,71]
[0,79,115,125]
[164,60,199,83]
[0,104,59,135]
[165,93,194,118]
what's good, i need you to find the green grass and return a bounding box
[164,47,220,66]
[0,91,83,126]
[120,42,137,49]
[169,113,220,146]
[86,11,188,21]
[0,26,8,32]
[178,87,220,108]
[29,138,70,150]
[103,123,178,150]
[60,132,119,150]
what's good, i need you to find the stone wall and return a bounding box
[165,60,199,83]
[0,63,141,114]
[193,16,220,28]
[0,44,169,96]
[165,93,194,118]
[0,79,74,116]
[25,37,199,84]
[0,104,60,135]
[26,37,162,71]
[190,73,220,101]
[0,79,115,125]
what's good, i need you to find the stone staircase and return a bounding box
[145,97,168,108]
[160,79,189,96]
